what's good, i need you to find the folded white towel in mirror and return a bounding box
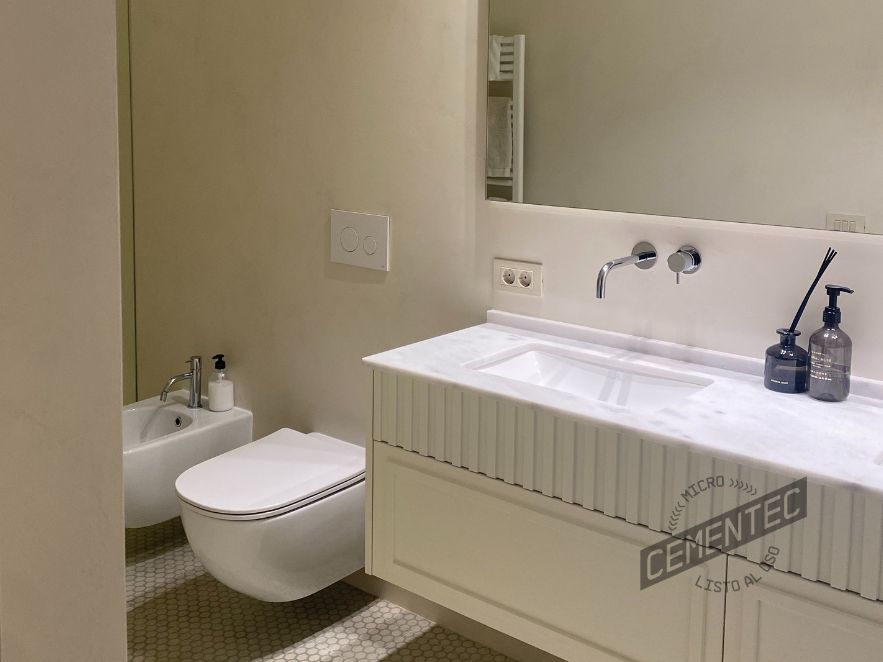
[487,96,513,178]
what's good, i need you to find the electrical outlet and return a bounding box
[494,258,542,297]
[826,213,866,233]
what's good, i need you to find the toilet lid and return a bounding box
[175,429,365,517]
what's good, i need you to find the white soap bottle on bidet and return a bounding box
[208,353,235,412]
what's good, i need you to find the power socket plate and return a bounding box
[493,258,542,297]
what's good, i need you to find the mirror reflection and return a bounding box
[487,0,883,233]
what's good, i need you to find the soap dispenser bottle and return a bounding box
[208,354,235,412]
[808,285,854,402]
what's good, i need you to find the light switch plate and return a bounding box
[330,209,390,271]
[826,213,866,233]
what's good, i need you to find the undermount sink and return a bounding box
[471,345,712,412]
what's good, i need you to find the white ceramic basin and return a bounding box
[123,391,252,528]
[123,407,193,445]
[472,345,712,412]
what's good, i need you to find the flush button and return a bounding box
[340,226,359,252]
[330,209,390,271]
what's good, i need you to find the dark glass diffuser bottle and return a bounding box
[764,329,808,393]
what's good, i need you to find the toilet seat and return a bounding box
[175,429,365,521]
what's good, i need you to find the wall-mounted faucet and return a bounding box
[160,356,203,408]
[667,245,701,284]
[596,242,657,299]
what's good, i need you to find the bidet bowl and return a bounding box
[123,391,252,528]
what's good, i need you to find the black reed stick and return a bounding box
[788,247,837,333]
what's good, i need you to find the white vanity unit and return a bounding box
[363,312,883,662]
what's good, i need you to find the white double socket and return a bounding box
[330,209,390,271]
[493,258,542,297]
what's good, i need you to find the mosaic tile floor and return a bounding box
[126,519,512,661]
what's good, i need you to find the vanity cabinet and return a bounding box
[369,441,883,662]
[365,315,883,660]
[723,557,883,662]
[369,441,726,662]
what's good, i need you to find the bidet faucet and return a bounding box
[596,242,657,299]
[159,356,203,408]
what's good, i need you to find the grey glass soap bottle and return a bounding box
[808,285,854,402]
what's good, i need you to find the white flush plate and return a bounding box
[330,209,390,271]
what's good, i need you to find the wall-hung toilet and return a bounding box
[175,428,365,602]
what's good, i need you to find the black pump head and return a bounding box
[212,354,226,370]
[823,284,854,324]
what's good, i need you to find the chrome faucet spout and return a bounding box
[160,373,192,402]
[159,356,203,408]
[596,255,639,298]
[595,242,657,299]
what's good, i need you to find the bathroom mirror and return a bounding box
[487,0,883,234]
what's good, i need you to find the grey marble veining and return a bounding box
[364,311,883,498]
[366,312,883,601]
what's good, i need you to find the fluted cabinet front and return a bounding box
[373,370,883,602]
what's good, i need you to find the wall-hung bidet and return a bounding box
[175,429,366,602]
[595,242,657,298]
[123,390,252,528]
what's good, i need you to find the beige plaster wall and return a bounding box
[130,0,488,443]
[119,0,138,405]
[0,0,127,659]
[131,0,883,446]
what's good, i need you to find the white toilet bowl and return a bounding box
[175,428,365,602]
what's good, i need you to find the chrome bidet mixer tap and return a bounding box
[160,355,203,408]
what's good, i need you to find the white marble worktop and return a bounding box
[364,311,883,497]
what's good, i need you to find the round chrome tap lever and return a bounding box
[667,246,701,284]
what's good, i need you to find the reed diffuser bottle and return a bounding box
[763,248,837,394]
[765,329,808,393]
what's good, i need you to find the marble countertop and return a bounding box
[364,311,883,497]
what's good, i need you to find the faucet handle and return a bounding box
[668,246,701,284]
[186,356,202,367]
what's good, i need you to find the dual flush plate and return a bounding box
[330,209,390,271]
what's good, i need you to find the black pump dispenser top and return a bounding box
[823,285,854,324]
[212,354,226,370]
